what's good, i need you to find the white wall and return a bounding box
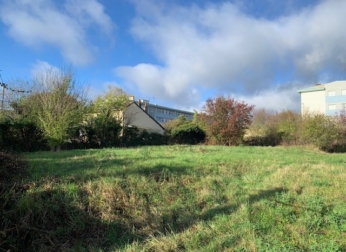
[301,90,325,115]
[324,81,346,95]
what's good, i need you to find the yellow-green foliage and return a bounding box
[25,67,88,150]
[248,109,346,151]
[300,113,338,150]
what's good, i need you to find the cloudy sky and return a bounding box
[1,0,346,112]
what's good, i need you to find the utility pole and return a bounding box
[1,84,4,113]
[0,70,4,113]
[0,71,31,114]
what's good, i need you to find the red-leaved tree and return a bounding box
[200,96,255,145]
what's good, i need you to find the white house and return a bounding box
[297,80,346,115]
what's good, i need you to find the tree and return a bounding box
[86,86,129,147]
[164,114,206,144]
[247,108,273,136]
[28,67,87,151]
[274,110,301,144]
[164,115,188,134]
[200,96,254,145]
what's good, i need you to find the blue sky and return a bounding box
[1,0,346,112]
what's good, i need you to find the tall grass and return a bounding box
[2,145,346,251]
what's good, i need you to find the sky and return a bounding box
[1,0,346,113]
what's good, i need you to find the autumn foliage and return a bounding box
[200,97,254,145]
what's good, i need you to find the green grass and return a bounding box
[2,145,346,251]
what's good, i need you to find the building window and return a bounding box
[157,117,169,123]
[342,103,346,109]
[328,104,336,110]
[328,91,336,96]
[342,90,346,95]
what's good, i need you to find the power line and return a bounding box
[0,72,31,93]
[0,70,32,113]
[1,71,4,112]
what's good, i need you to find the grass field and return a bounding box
[3,145,346,251]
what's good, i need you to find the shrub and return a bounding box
[171,123,206,144]
[138,130,168,146]
[121,129,168,147]
[86,117,122,148]
[121,126,140,146]
[247,108,273,137]
[164,115,189,134]
[0,119,48,152]
[324,111,346,152]
[243,133,282,146]
[273,110,301,145]
[200,96,254,145]
[247,109,301,146]
[300,113,338,151]
[26,68,88,151]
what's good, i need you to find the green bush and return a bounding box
[0,119,48,152]
[300,113,344,152]
[121,126,140,146]
[275,110,301,145]
[121,129,167,147]
[83,114,122,148]
[300,114,335,149]
[137,130,168,146]
[171,123,206,144]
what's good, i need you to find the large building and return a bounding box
[118,98,195,135]
[297,80,346,115]
[136,99,194,125]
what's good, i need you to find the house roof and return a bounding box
[297,84,325,93]
[126,101,166,131]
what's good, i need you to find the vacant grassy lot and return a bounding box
[2,145,346,251]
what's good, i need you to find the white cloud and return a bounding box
[87,81,132,101]
[0,0,114,66]
[31,60,61,77]
[237,83,302,112]
[116,0,346,109]
[65,0,114,35]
